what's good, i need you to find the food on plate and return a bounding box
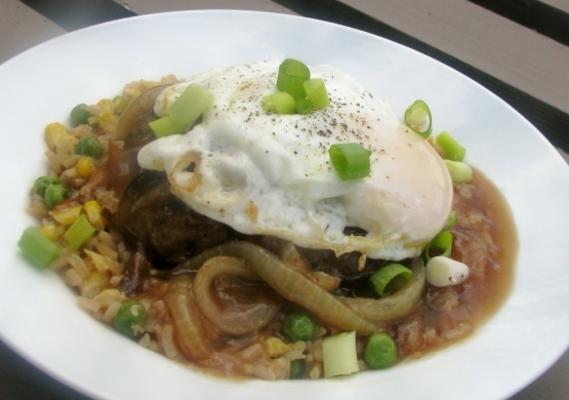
[19,59,517,379]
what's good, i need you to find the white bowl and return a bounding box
[1,10,568,400]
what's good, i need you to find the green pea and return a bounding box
[113,301,146,339]
[70,103,91,126]
[44,183,66,209]
[364,332,398,369]
[290,359,306,379]
[75,137,104,158]
[34,176,60,196]
[283,313,315,341]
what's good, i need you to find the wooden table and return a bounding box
[1,1,568,399]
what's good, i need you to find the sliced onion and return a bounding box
[165,277,211,360]
[176,242,377,335]
[340,258,425,321]
[193,256,280,335]
[115,85,165,141]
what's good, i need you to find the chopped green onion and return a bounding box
[303,78,330,110]
[113,301,146,338]
[322,331,359,378]
[436,131,466,161]
[44,183,66,209]
[262,91,296,114]
[445,160,473,184]
[329,143,372,180]
[364,332,397,369]
[404,99,432,138]
[64,215,95,250]
[18,227,60,269]
[283,313,316,341]
[444,210,457,230]
[148,116,181,137]
[75,137,104,158]
[34,176,60,196]
[277,58,310,98]
[295,98,315,114]
[70,103,91,126]
[169,84,213,131]
[424,230,453,262]
[370,263,412,297]
[290,360,306,379]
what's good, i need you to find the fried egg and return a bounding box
[138,62,453,260]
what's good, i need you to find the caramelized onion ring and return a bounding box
[340,259,426,321]
[115,85,165,141]
[175,242,377,335]
[193,256,280,335]
[165,277,211,360]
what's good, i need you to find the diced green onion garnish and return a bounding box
[148,116,181,137]
[113,301,146,339]
[64,215,95,250]
[44,183,66,209]
[322,331,359,378]
[18,227,61,269]
[404,99,432,138]
[445,160,473,184]
[277,58,310,98]
[303,78,330,110]
[370,263,412,297]
[75,137,104,158]
[262,91,296,114]
[329,143,372,180]
[364,332,398,369]
[34,176,60,196]
[290,360,306,379]
[436,131,466,161]
[295,98,314,114]
[70,103,90,126]
[169,84,213,131]
[444,210,457,230]
[424,230,453,262]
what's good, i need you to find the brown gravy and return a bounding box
[394,168,518,358]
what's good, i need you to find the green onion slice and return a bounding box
[169,84,213,132]
[64,215,96,250]
[444,210,457,230]
[18,227,60,269]
[295,98,314,114]
[436,131,466,161]
[277,58,310,98]
[445,160,473,184]
[424,230,453,262]
[149,116,181,137]
[370,263,413,297]
[404,99,432,138]
[329,143,372,180]
[262,91,296,114]
[303,78,330,110]
[322,331,359,378]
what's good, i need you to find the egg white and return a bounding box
[138,62,453,260]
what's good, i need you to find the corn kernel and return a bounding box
[50,205,82,225]
[75,156,95,178]
[97,111,117,134]
[40,223,64,241]
[84,200,104,230]
[44,122,69,151]
[264,337,290,358]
